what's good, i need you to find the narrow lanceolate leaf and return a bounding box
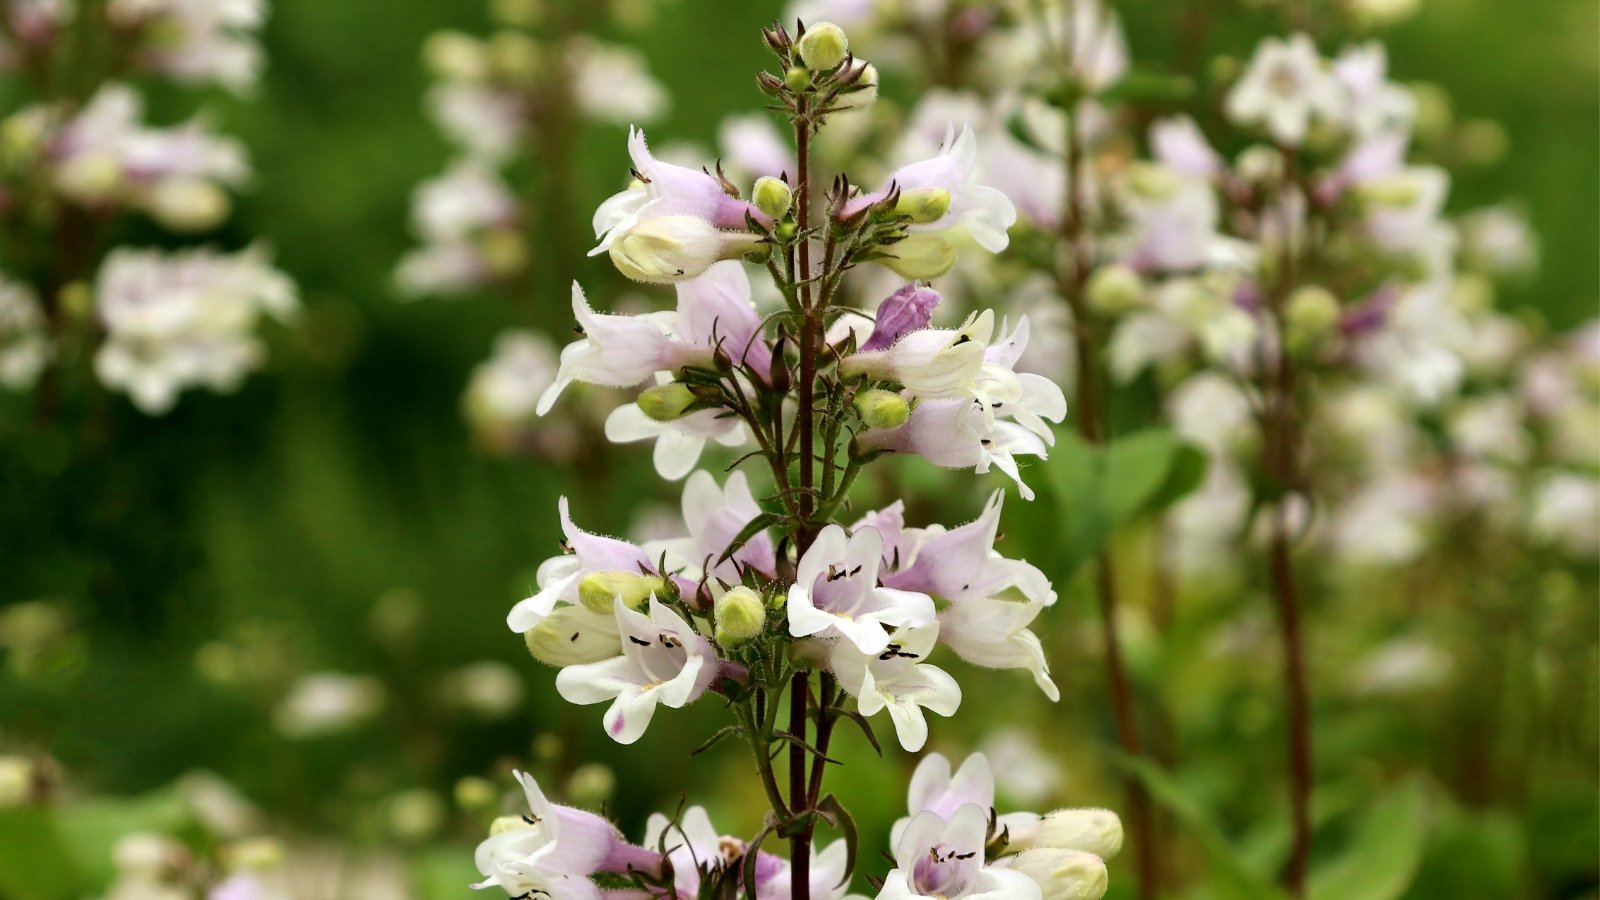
[815,794,859,888]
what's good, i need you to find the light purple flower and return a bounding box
[863,283,942,351]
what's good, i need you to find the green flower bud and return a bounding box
[578,571,665,614]
[488,31,542,84]
[1085,264,1145,315]
[895,187,952,225]
[714,586,766,648]
[752,175,794,219]
[1126,162,1181,200]
[453,776,496,811]
[1447,273,1494,315]
[878,232,957,281]
[477,228,530,276]
[1356,175,1424,209]
[58,282,93,324]
[423,31,489,81]
[854,388,910,430]
[1285,285,1341,351]
[637,382,698,422]
[565,763,616,807]
[796,22,849,71]
[785,65,812,92]
[491,0,542,26]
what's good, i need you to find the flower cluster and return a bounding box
[484,18,1101,900]
[474,754,1120,900]
[397,4,669,298]
[0,0,294,417]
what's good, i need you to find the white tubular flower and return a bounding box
[787,524,936,655]
[997,808,1124,859]
[464,329,557,438]
[536,283,681,415]
[470,770,618,898]
[93,245,296,415]
[1224,33,1344,146]
[830,622,961,752]
[884,491,1059,700]
[844,125,1018,255]
[973,316,1069,442]
[756,838,854,900]
[1117,166,1236,274]
[0,276,50,391]
[1332,42,1415,140]
[554,597,718,745]
[108,0,266,93]
[993,849,1109,900]
[1150,115,1222,180]
[567,36,668,126]
[428,81,525,162]
[605,400,748,481]
[642,806,745,898]
[506,497,669,634]
[591,127,764,256]
[523,603,621,668]
[878,805,1042,900]
[844,309,993,400]
[857,400,1051,500]
[607,212,765,285]
[410,159,519,244]
[659,469,778,581]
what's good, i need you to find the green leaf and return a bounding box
[1309,778,1430,900]
[1040,429,1207,578]
[0,809,80,900]
[815,794,859,889]
[1119,756,1287,900]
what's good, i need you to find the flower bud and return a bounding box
[854,388,910,430]
[1355,174,1424,209]
[785,65,811,92]
[1284,284,1340,349]
[609,216,764,284]
[863,283,941,351]
[1085,264,1145,315]
[578,571,665,614]
[146,177,230,232]
[54,151,123,203]
[796,22,849,71]
[423,31,489,81]
[637,382,697,422]
[0,756,33,808]
[833,63,878,113]
[1126,162,1182,200]
[58,281,93,324]
[1006,808,1124,859]
[453,776,496,810]
[1001,848,1109,900]
[752,175,793,219]
[878,232,957,281]
[491,0,542,27]
[478,227,530,277]
[524,605,619,667]
[714,586,766,647]
[1235,145,1283,186]
[895,187,952,225]
[488,31,541,84]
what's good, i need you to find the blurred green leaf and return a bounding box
[1042,429,1208,578]
[56,789,192,890]
[1309,778,1430,900]
[0,809,80,900]
[1120,756,1287,900]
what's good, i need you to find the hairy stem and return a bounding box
[789,98,818,900]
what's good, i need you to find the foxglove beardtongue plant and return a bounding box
[0,0,294,421]
[485,20,1103,900]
